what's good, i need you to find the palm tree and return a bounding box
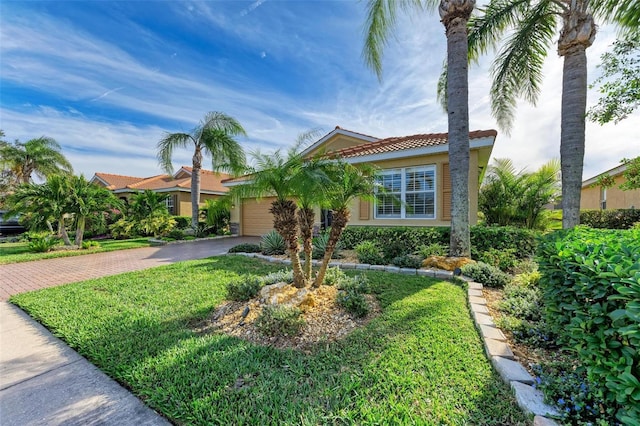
[128,190,170,220]
[364,0,476,257]
[467,0,636,229]
[314,161,377,287]
[157,111,247,229]
[0,136,73,183]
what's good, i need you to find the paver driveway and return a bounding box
[0,236,260,300]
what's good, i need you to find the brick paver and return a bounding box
[0,237,260,300]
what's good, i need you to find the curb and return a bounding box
[461,278,561,424]
[231,251,561,424]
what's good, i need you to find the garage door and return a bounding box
[241,198,276,236]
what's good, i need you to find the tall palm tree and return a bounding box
[314,161,377,287]
[157,111,247,229]
[364,0,476,257]
[0,136,73,183]
[467,0,636,229]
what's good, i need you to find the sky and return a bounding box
[1,0,638,182]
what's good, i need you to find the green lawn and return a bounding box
[0,238,152,264]
[11,256,529,425]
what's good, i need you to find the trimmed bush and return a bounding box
[166,228,186,240]
[173,216,191,229]
[537,226,640,424]
[337,275,371,318]
[340,226,449,250]
[228,243,262,253]
[470,226,539,259]
[355,241,385,265]
[226,276,263,301]
[255,305,304,337]
[479,247,518,273]
[261,230,286,255]
[415,242,448,258]
[580,208,640,229]
[81,240,100,250]
[391,254,423,269]
[460,262,511,288]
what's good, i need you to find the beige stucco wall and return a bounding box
[175,192,222,217]
[581,175,640,210]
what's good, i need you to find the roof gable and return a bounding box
[301,126,379,158]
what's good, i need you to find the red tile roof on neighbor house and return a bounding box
[93,167,230,193]
[330,129,498,159]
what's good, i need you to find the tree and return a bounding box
[314,161,377,287]
[466,0,636,229]
[364,0,476,257]
[157,111,247,229]
[588,34,640,125]
[0,136,73,183]
[480,158,560,229]
[595,156,640,191]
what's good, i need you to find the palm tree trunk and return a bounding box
[74,216,86,247]
[270,199,306,288]
[558,10,594,229]
[314,208,349,287]
[58,217,72,246]
[297,207,315,282]
[191,148,203,229]
[441,1,474,257]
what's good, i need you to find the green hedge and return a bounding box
[339,225,538,259]
[173,216,191,229]
[537,227,640,423]
[580,209,640,229]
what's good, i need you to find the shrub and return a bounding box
[226,276,263,301]
[193,222,213,238]
[340,226,449,251]
[312,231,341,259]
[460,262,511,288]
[261,230,286,255]
[415,242,448,258]
[173,216,191,229]
[355,241,385,265]
[391,254,423,269]
[109,218,137,239]
[139,215,176,237]
[228,243,262,253]
[261,269,294,286]
[167,228,186,240]
[336,275,372,318]
[498,282,543,322]
[338,274,371,295]
[28,234,59,253]
[382,240,410,262]
[322,266,346,286]
[580,208,640,229]
[81,240,100,250]
[537,226,640,423]
[255,305,305,337]
[470,226,539,259]
[479,248,518,273]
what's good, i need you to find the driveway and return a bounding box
[0,236,260,301]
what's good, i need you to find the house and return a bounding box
[223,126,496,236]
[90,166,229,217]
[581,162,640,210]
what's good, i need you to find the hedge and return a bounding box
[580,209,640,229]
[339,225,538,259]
[537,227,640,423]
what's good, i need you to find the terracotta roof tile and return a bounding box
[331,129,497,159]
[93,173,146,190]
[94,167,230,193]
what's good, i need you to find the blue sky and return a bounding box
[1,1,638,181]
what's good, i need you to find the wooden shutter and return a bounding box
[442,163,451,220]
[359,198,370,220]
[171,194,178,215]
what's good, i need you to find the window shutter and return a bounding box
[359,198,370,220]
[442,163,451,220]
[172,194,178,215]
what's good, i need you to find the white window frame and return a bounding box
[165,195,175,215]
[374,165,436,220]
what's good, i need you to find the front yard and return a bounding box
[11,256,528,425]
[0,238,153,264]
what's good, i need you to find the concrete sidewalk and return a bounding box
[0,302,170,425]
[0,236,260,425]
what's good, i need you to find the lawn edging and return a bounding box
[233,251,559,425]
[463,277,561,426]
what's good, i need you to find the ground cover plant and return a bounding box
[0,238,152,264]
[11,256,528,425]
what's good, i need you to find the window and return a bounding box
[165,195,175,215]
[375,166,436,219]
[600,187,607,210]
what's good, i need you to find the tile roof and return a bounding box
[93,167,230,193]
[330,129,497,159]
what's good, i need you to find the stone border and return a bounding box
[149,234,236,246]
[231,251,561,425]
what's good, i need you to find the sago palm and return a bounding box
[364,0,477,257]
[0,136,73,183]
[157,111,246,229]
[467,0,636,228]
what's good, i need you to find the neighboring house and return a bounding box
[90,166,229,217]
[223,126,496,236]
[581,163,640,210]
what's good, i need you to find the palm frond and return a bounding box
[201,128,247,175]
[156,132,193,174]
[201,111,247,137]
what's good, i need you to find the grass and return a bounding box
[0,238,153,264]
[11,256,529,425]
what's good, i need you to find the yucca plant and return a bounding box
[261,230,286,255]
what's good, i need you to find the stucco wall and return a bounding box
[581,175,640,210]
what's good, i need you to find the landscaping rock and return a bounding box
[491,356,534,385]
[484,338,515,359]
[422,256,474,271]
[511,382,561,417]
